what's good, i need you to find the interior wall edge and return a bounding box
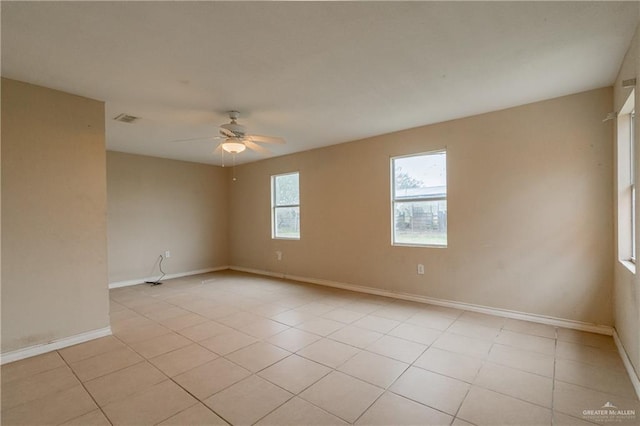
[614,330,640,401]
[0,326,112,365]
[229,266,614,336]
[108,265,230,289]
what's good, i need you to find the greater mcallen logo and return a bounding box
[582,402,636,422]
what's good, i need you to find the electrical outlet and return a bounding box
[165,250,171,258]
[276,251,283,261]
[417,264,425,275]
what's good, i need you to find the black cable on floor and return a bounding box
[145,255,165,286]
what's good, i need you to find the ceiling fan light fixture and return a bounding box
[221,139,246,154]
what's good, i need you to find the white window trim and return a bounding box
[617,90,635,272]
[391,149,447,248]
[271,171,300,240]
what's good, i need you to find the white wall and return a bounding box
[230,87,614,326]
[1,78,110,353]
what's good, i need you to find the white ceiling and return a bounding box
[2,1,638,165]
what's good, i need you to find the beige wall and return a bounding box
[1,78,109,353]
[107,151,229,283]
[613,20,640,379]
[230,87,614,326]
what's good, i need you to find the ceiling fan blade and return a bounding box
[246,134,285,144]
[219,127,236,138]
[245,140,273,156]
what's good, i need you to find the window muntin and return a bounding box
[392,151,447,247]
[272,172,300,239]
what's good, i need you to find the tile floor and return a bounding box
[2,271,639,425]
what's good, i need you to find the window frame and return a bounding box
[617,90,635,271]
[391,149,448,248]
[271,171,300,240]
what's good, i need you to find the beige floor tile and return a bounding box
[109,308,140,323]
[256,397,348,425]
[495,330,556,356]
[406,311,457,331]
[452,418,475,426]
[356,391,453,425]
[84,361,166,406]
[338,351,408,388]
[173,357,251,399]
[1,351,66,383]
[488,343,555,377]
[200,330,259,355]
[204,375,293,425]
[129,332,192,359]
[114,322,172,345]
[1,385,97,426]
[217,311,263,328]
[267,328,322,352]
[296,302,337,316]
[69,346,143,381]
[448,320,501,341]
[61,409,111,426]
[556,341,625,371]
[414,347,484,383]
[370,305,417,322]
[143,306,191,321]
[432,333,493,359]
[239,318,290,339]
[58,336,126,364]
[390,366,470,415]
[422,304,463,318]
[300,371,384,423]
[297,318,346,336]
[102,380,197,425]
[366,335,427,363]
[158,403,228,425]
[457,387,551,426]
[226,342,291,372]
[352,315,401,333]
[259,354,331,393]
[158,312,209,331]
[552,412,602,426]
[328,325,383,348]
[297,338,360,368]
[110,315,155,333]
[323,308,367,324]
[458,311,506,328]
[555,358,636,398]
[199,304,241,320]
[132,300,174,315]
[554,380,640,420]
[557,328,616,350]
[503,318,557,339]
[474,362,553,407]
[149,343,218,377]
[388,323,442,345]
[251,302,291,318]
[178,320,233,342]
[1,365,79,409]
[271,309,317,326]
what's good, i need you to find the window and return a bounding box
[617,90,635,269]
[392,150,447,246]
[272,172,300,239]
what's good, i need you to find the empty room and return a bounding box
[2,2,640,425]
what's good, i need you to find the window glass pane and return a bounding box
[275,206,300,238]
[394,152,446,199]
[394,200,447,246]
[275,173,299,206]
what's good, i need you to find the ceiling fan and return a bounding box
[177,111,285,157]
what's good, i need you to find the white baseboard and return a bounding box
[109,266,230,289]
[230,265,614,336]
[613,330,640,401]
[0,326,112,365]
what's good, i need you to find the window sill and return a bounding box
[619,259,636,274]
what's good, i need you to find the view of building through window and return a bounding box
[272,172,300,239]
[392,151,447,246]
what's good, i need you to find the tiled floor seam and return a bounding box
[55,349,115,426]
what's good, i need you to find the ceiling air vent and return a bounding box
[113,113,140,123]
